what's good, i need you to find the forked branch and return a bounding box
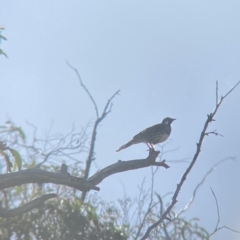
[67,61,120,201]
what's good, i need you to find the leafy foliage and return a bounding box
[0,195,128,240]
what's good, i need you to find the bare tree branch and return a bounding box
[177,157,236,216]
[140,80,240,240]
[88,149,169,186]
[210,187,220,232]
[67,61,120,201]
[67,61,99,118]
[0,193,56,218]
[209,186,240,237]
[221,80,240,99]
[205,130,224,137]
[0,149,169,201]
[81,90,119,201]
[0,165,99,192]
[100,90,120,118]
[83,90,120,180]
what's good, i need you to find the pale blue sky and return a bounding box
[1,1,240,239]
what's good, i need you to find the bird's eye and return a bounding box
[164,121,169,124]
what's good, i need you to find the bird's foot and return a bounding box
[147,148,160,162]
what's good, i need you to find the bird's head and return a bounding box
[162,117,176,125]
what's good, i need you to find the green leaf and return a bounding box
[0,149,12,172]
[17,127,26,141]
[13,127,26,142]
[9,148,22,170]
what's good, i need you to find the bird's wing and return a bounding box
[132,123,162,141]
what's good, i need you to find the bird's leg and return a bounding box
[146,143,155,150]
[146,143,155,153]
[146,143,151,149]
[150,143,155,149]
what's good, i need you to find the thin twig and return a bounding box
[219,226,240,234]
[67,61,99,118]
[100,90,120,119]
[209,187,240,237]
[205,130,224,137]
[210,187,220,231]
[222,80,240,99]
[155,193,171,240]
[177,157,235,216]
[134,167,155,240]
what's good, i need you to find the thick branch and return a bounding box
[0,151,169,196]
[0,166,99,192]
[88,149,169,186]
[0,193,56,218]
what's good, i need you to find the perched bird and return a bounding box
[116,117,175,152]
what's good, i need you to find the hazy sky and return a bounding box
[1,1,240,239]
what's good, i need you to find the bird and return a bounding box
[116,117,175,152]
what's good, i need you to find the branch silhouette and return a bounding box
[209,187,240,237]
[140,80,240,240]
[67,61,120,201]
[88,149,169,186]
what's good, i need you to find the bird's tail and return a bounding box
[116,140,134,152]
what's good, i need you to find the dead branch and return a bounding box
[67,61,99,118]
[67,61,120,201]
[0,193,56,218]
[88,149,169,186]
[84,91,120,180]
[210,187,220,232]
[140,80,240,240]
[209,187,240,237]
[205,130,223,137]
[177,157,236,216]
[0,150,170,220]
[0,149,169,216]
[81,90,119,201]
[0,165,99,192]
